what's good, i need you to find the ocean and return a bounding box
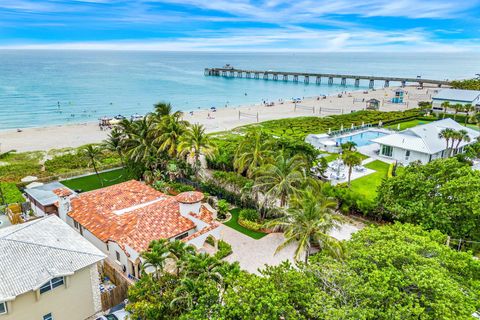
[0,50,479,130]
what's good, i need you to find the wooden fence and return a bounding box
[98,260,131,311]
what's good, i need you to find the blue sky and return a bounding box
[0,0,479,51]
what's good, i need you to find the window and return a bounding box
[115,251,121,262]
[0,302,7,315]
[73,221,79,229]
[405,150,410,160]
[39,277,64,294]
[175,232,189,240]
[381,145,393,157]
[43,313,53,320]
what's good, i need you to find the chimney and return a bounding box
[53,188,73,222]
[175,191,204,217]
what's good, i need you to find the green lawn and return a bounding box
[349,160,390,201]
[223,208,267,240]
[61,168,130,192]
[385,119,435,131]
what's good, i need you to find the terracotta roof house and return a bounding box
[58,180,220,280]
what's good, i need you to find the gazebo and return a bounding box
[366,98,380,110]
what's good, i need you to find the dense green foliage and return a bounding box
[239,109,421,139]
[0,182,24,204]
[238,208,259,222]
[127,224,480,319]
[451,78,480,91]
[377,158,480,241]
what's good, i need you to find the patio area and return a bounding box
[221,221,361,274]
[320,157,377,185]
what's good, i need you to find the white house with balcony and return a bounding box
[371,118,479,165]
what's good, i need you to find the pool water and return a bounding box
[336,130,387,147]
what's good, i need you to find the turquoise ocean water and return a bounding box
[0,51,479,130]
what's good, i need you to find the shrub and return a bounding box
[238,219,263,232]
[215,240,233,259]
[0,182,25,204]
[239,208,259,222]
[217,199,230,220]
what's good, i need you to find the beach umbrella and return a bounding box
[378,120,382,127]
[340,124,344,130]
[328,128,331,134]
[351,123,354,129]
[361,121,365,127]
[21,176,38,183]
[397,123,401,130]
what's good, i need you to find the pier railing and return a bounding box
[205,67,450,88]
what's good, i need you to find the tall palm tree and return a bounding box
[441,101,450,118]
[154,102,173,117]
[264,189,342,264]
[178,124,217,172]
[452,103,463,120]
[438,128,455,157]
[254,152,307,207]
[234,130,273,178]
[153,114,188,157]
[342,151,362,187]
[81,144,104,187]
[464,104,474,125]
[103,128,126,169]
[454,129,471,153]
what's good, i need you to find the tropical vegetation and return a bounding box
[127,224,480,319]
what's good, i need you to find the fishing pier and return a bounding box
[204,67,450,88]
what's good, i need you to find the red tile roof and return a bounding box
[68,180,196,253]
[52,188,73,197]
[175,191,204,204]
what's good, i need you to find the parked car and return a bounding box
[96,309,129,320]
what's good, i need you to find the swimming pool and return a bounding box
[336,130,387,147]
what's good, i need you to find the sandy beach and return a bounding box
[0,86,435,153]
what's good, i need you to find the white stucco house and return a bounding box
[431,89,480,112]
[0,215,105,320]
[371,118,479,165]
[53,180,221,280]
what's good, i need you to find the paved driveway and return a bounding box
[221,222,360,274]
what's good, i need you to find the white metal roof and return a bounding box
[432,89,480,103]
[24,181,75,206]
[372,118,480,154]
[0,215,105,300]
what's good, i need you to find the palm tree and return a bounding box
[81,144,104,187]
[464,104,474,125]
[141,239,174,280]
[342,151,362,187]
[441,101,450,118]
[341,141,357,152]
[254,152,307,207]
[452,103,463,120]
[264,189,342,264]
[438,128,455,157]
[153,114,187,157]
[178,124,217,172]
[234,130,273,178]
[153,102,178,117]
[454,129,471,153]
[103,128,126,169]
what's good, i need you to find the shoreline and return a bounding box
[0,85,435,153]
